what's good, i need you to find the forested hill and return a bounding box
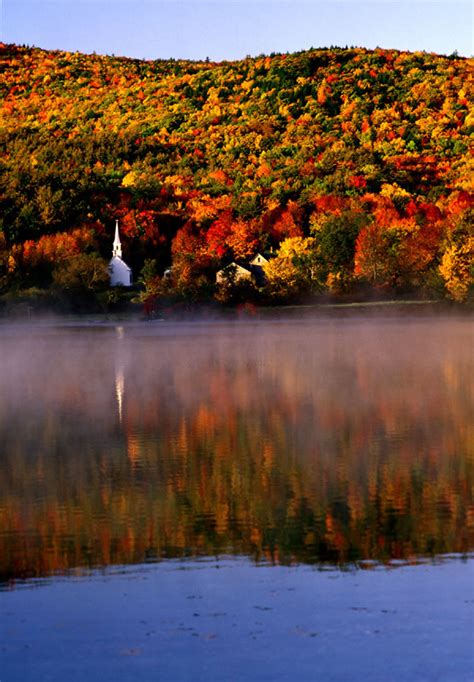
[0,43,473,304]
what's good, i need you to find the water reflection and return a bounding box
[115,326,126,424]
[0,317,473,582]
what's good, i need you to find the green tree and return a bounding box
[53,253,109,293]
[311,211,368,291]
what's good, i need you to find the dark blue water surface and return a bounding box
[2,558,473,682]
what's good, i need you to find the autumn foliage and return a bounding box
[0,43,473,302]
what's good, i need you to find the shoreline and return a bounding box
[0,298,471,326]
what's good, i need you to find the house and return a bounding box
[215,253,269,287]
[249,254,268,268]
[109,220,132,287]
[248,253,269,286]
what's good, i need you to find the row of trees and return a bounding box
[4,190,470,306]
[136,194,473,305]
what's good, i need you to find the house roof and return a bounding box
[216,262,252,276]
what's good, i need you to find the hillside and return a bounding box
[0,43,473,305]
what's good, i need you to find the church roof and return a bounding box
[109,255,132,271]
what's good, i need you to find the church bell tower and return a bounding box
[112,219,122,259]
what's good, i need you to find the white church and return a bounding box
[109,220,132,287]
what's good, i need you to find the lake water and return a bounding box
[1,314,473,681]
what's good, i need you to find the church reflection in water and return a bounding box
[0,318,473,582]
[115,326,125,425]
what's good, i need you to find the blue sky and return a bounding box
[1,1,472,61]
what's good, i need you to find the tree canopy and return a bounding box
[1,43,473,303]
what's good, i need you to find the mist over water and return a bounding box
[1,315,473,582]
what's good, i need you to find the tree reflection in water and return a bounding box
[0,316,472,582]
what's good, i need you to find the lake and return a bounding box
[1,314,473,681]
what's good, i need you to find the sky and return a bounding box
[1,0,472,61]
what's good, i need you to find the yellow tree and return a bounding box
[263,237,318,301]
[439,236,474,302]
[0,231,13,292]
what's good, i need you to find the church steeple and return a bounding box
[109,219,132,287]
[113,219,122,259]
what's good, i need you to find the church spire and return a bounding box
[113,219,122,258]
